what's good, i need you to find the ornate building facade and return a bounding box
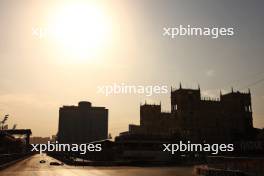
[127,85,253,143]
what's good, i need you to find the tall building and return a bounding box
[126,85,254,143]
[57,101,108,144]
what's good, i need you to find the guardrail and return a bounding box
[0,152,33,169]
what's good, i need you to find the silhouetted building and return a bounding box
[30,137,50,144]
[57,101,108,144]
[0,129,32,153]
[51,135,57,142]
[126,85,254,143]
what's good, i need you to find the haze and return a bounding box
[0,0,263,137]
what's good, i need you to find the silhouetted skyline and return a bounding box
[0,0,263,138]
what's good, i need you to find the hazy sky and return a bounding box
[0,0,264,137]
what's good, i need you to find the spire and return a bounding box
[248,88,251,94]
[179,82,182,89]
[220,90,222,96]
[231,87,234,93]
[198,84,200,90]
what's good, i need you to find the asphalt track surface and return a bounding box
[0,154,194,176]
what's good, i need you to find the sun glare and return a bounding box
[50,2,111,62]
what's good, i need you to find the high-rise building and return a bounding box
[57,101,108,144]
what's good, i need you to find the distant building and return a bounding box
[123,85,254,143]
[51,135,57,142]
[57,101,108,144]
[30,137,50,144]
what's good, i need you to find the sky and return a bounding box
[0,0,264,138]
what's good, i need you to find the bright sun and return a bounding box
[50,2,111,62]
